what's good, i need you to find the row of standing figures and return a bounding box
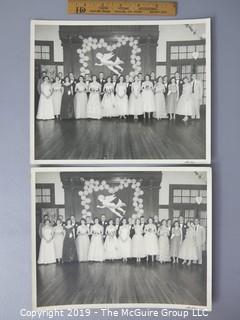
[38,216,206,266]
[36,73,203,122]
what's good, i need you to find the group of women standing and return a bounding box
[36,72,195,122]
[38,216,199,266]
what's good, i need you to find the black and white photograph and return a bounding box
[32,167,212,310]
[31,19,211,164]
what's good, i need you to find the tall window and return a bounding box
[169,184,207,224]
[35,41,54,62]
[167,40,206,105]
[36,184,55,204]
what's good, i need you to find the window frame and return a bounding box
[36,183,55,206]
[35,40,54,63]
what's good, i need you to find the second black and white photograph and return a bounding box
[31,19,211,164]
[32,167,212,311]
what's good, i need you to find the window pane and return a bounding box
[200,190,207,197]
[182,190,190,196]
[179,52,187,59]
[173,210,180,218]
[36,188,41,195]
[171,53,178,60]
[196,45,204,52]
[174,196,182,203]
[191,190,198,197]
[42,189,50,195]
[179,46,187,53]
[171,46,178,53]
[187,45,195,53]
[35,53,41,59]
[173,189,181,196]
[182,196,189,203]
[42,46,50,53]
[36,196,41,203]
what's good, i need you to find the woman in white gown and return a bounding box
[179,221,198,265]
[115,75,128,119]
[76,218,90,262]
[53,219,64,263]
[128,75,144,120]
[118,218,132,262]
[104,219,119,260]
[175,77,194,121]
[144,217,159,262]
[36,76,55,120]
[131,218,145,262]
[38,219,56,264]
[86,75,102,119]
[157,219,171,263]
[88,217,105,262]
[74,75,88,119]
[102,77,117,118]
[52,76,63,119]
[154,76,167,120]
[142,75,156,119]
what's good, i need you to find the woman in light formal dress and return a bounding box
[62,219,78,263]
[60,76,74,120]
[102,77,117,118]
[143,217,158,262]
[86,75,102,119]
[132,218,145,263]
[38,219,56,264]
[157,219,170,263]
[166,77,178,120]
[175,77,194,121]
[36,76,55,120]
[129,75,144,120]
[53,219,64,263]
[76,218,90,262]
[179,221,198,265]
[170,221,182,263]
[118,218,132,262]
[141,75,156,120]
[52,76,63,119]
[88,217,105,262]
[104,219,119,260]
[115,75,128,119]
[154,76,167,120]
[74,75,88,119]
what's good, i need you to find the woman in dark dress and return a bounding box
[62,219,78,263]
[60,76,74,119]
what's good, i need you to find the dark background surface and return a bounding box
[0,0,239,318]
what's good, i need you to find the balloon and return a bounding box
[86,212,92,216]
[92,44,97,50]
[78,191,83,196]
[133,201,138,207]
[138,198,143,203]
[82,209,87,214]
[136,182,141,187]
[139,204,143,209]
[99,38,104,43]
[85,205,90,210]
[124,183,128,188]
[94,187,99,192]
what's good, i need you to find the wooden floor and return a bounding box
[35,114,206,160]
[37,260,207,307]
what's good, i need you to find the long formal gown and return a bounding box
[62,226,78,263]
[179,227,198,260]
[76,224,90,262]
[60,84,74,119]
[102,83,117,117]
[104,225,119,260]
[115,83,128,116]
[131,225,145,258]
[166,84,178,114]
[175,83,194,116]
[38,225,56,264]
[52,82,63,117]
[141,81,156,113]
[170,227,182,258]
[86,82,102,119]
[118,225,132,258]
[88,224,105,261]
[157,226,170,262]
[154,83,167,119]
[144,223,158,255]
[74,82,88,119]
[128,82,144,116]
[36,82,55,120]
[53,224,64,260]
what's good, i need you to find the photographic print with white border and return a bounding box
[30,18,211,165]
[31,167,212,311]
